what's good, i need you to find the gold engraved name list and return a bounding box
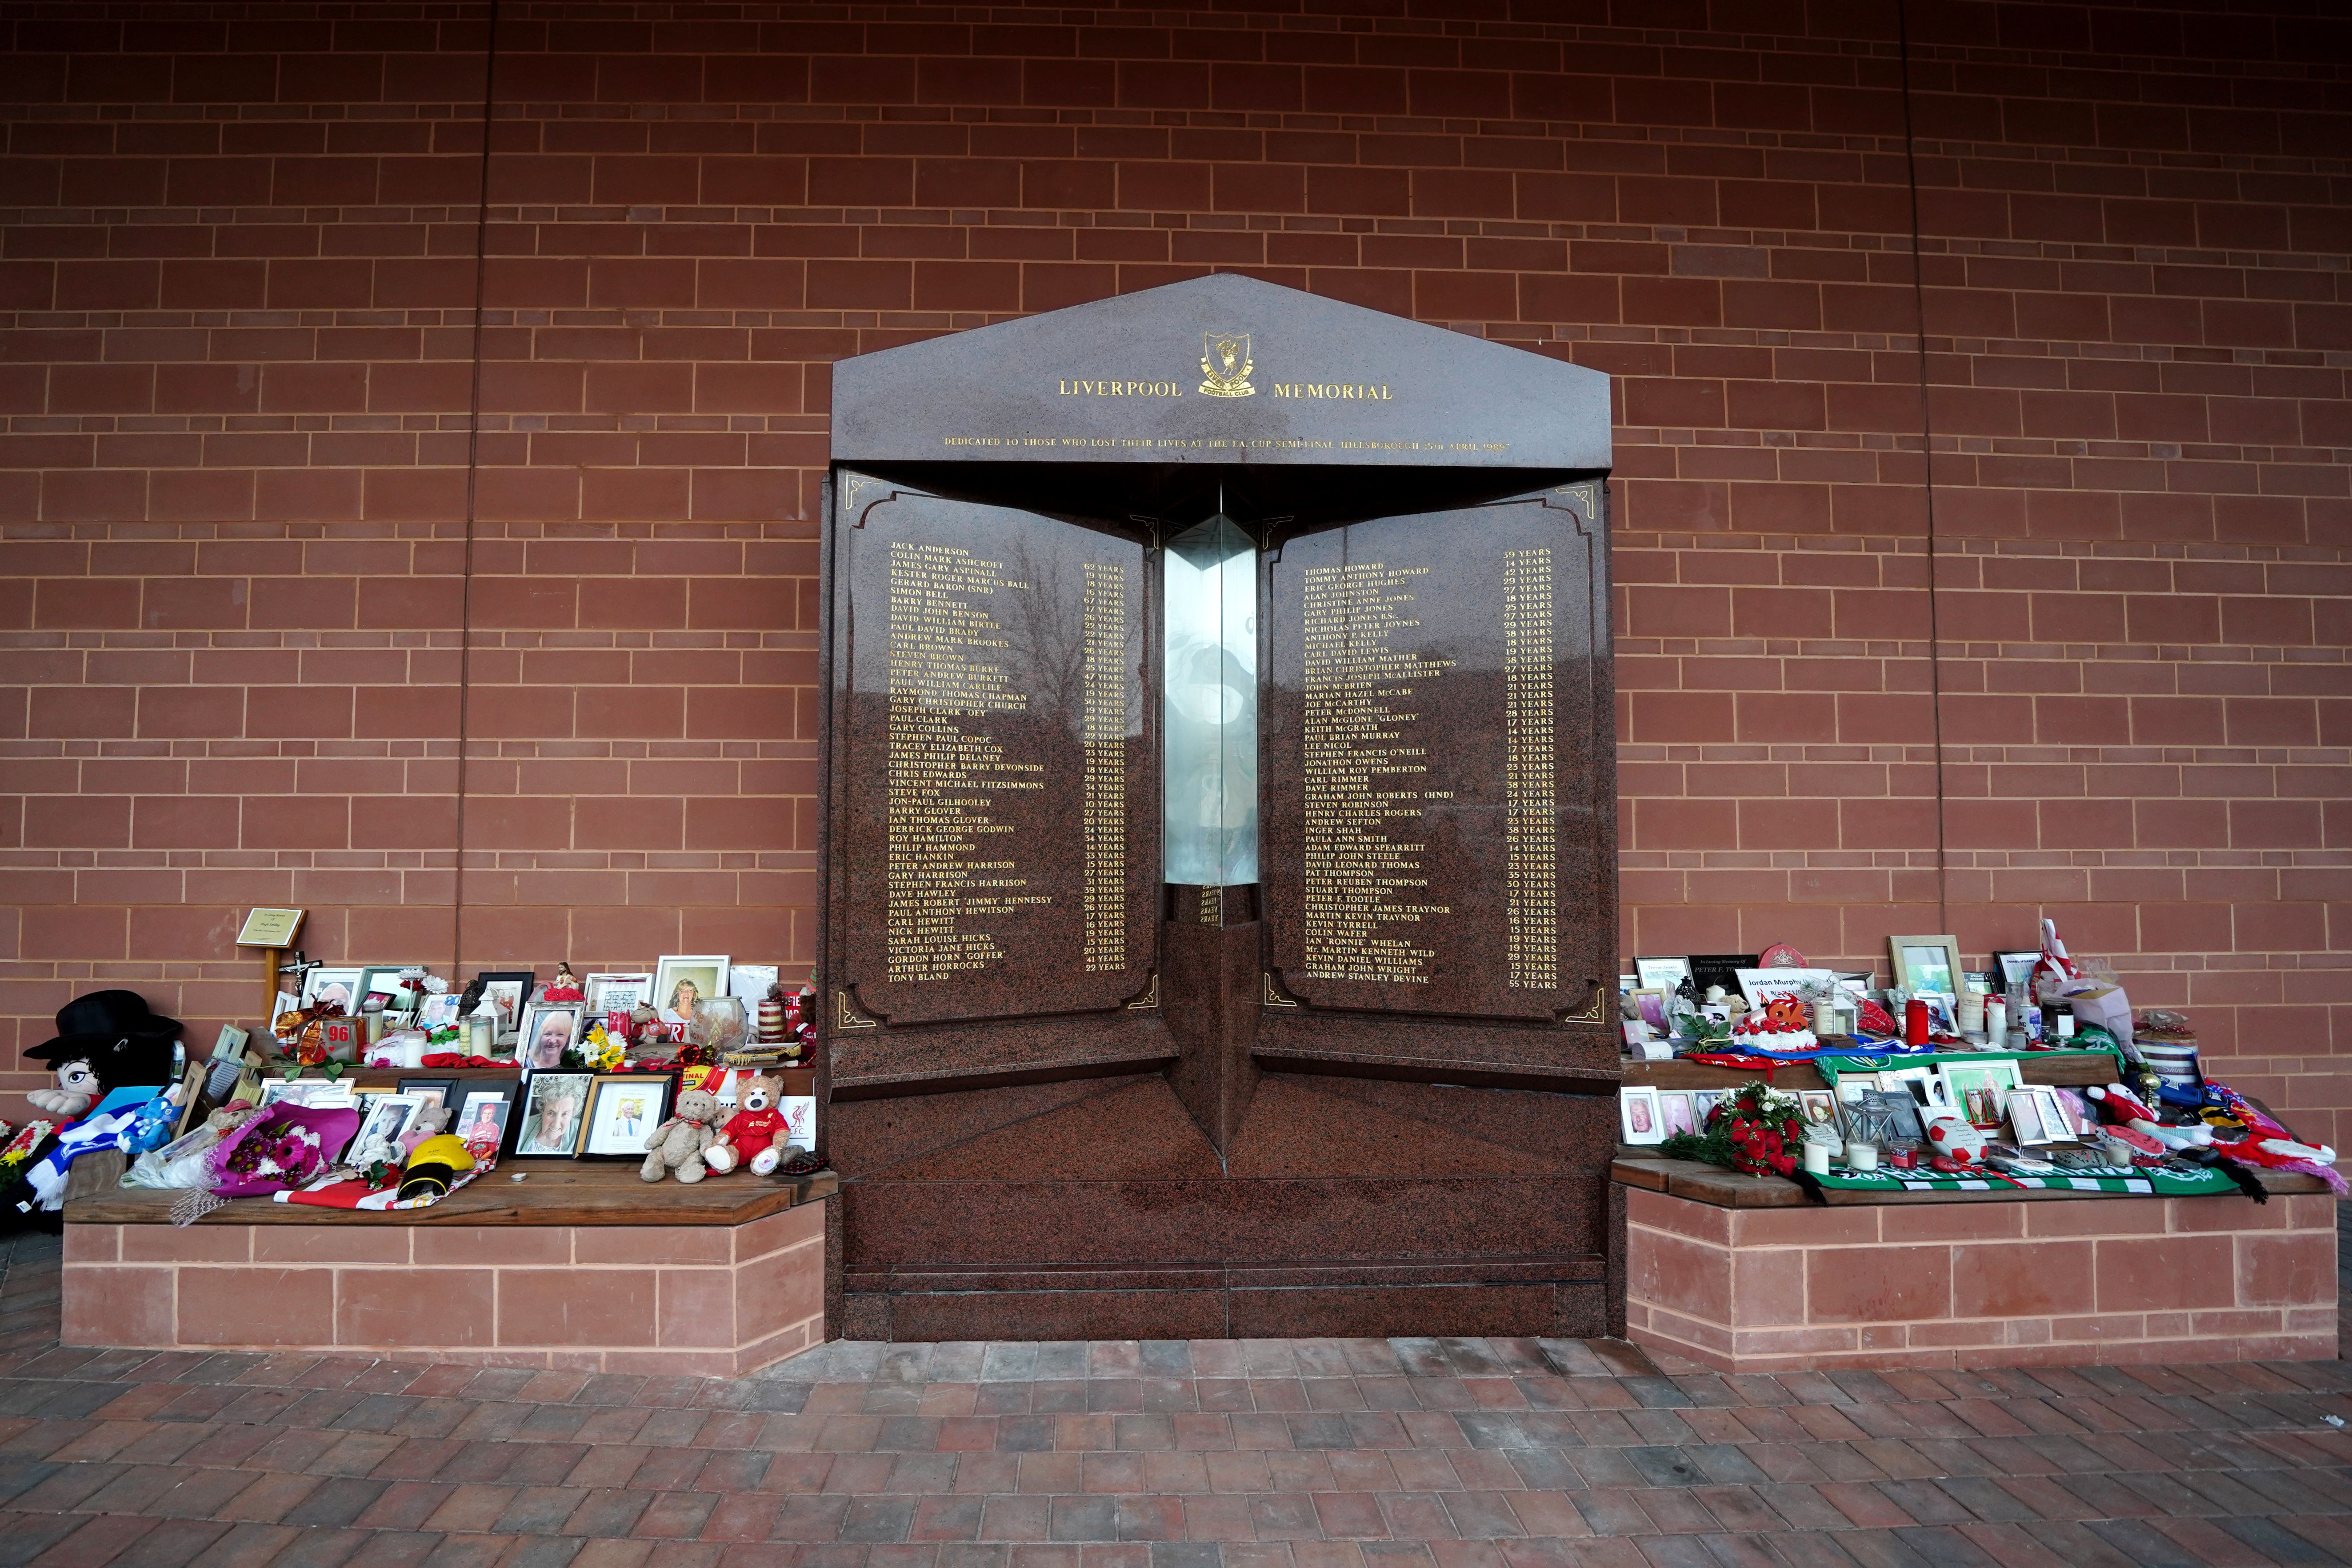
[1081,560,1129,972]
[884,541,1046,984]
[1503,547,1558,989]
[1299,562,1453,983]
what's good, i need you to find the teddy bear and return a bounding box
[640,1087,720,1184]
[704,1072,792,1177]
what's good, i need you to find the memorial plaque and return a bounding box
[834,473,1157,1026]
[1261,485,1607,1023]
[824,277,1620,1341]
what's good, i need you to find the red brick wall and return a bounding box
[3,4,2347,1139]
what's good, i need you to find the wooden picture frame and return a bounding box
[580,1074,676,1160]
[1887,935,1963,998]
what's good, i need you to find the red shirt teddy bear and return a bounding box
[704,1072,797,1176]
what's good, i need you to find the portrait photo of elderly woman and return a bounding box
[516,1072,590,1156]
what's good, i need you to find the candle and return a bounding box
[1846,1141,1879,1171]
[1803,1141,1831,1175]
[1984,998,2006,1047]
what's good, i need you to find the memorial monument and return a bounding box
[821,275,1619,1338]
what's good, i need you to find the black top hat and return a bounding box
[26,988,183,1066]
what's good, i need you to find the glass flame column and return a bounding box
[1162,513,1258,892]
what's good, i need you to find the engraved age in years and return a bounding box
[842,482,1153,1025]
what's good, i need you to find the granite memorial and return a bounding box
[822,275,1618,1338]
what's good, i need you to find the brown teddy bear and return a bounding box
[640,1087,720,1184]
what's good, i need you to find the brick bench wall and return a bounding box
[1627,1187,2338,1373]
[60,1201,827,1376]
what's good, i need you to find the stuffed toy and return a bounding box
[398,1103,452,1158]
[1,1079,188,1227]
[24,988,182,1118]
[705,1072,792,1176]
[640,1087,721,1184]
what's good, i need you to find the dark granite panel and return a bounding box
[1261,485,1611,1026]
[834,474,1158,1028]
[848,1258,1603,1293]
[1252,1072,1620,1173]
[826,1073,1158,1180]
[868,1078,1224,1183]
[1228,1283,1563,1339]
[832,274,1611,473]
[1161,915,1261,1153]
[840,1175,1604,1270]
[865,1288,1234,1342]
[1221,1076,1561,1179]
[1251,1009,1619,1080]
[828,1013,1176,1092]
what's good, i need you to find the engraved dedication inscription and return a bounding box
[1264,493,1601,1022]
[842,480,1156,1025]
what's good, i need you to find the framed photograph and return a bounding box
[584,972,655,1016]
[1994,951,2039,988]
[397,1076,456,1112]
[2007,1087,2057,1145]
[1888,935,1963,999]
[1632,989,1672,1033]
[517,1000,586,1070]
[1919,993,1957,1037]
[352,1092,424,1153]
[515,1071,594,1156]
[1656,1089,1697,1140]
[1619,1086,1664,1145]
[1633,956,1692,995]
[301,965,365,1012]
[1867,1088,1926,1144]
[2052,1087,2097,1140]
[654,955,730,1024]
[1796,1089,1840,1134]
[581,1075,673,1159]
[416,992,462,1030]
[257,1075,355,1111]
[172,1060,208,1137]
[456,1090,515,1148]
[1692,1088,1726,1128]
[1687,954,1760,1000]
[472,972,534,1034]
[1940,1060,2024,1128]
[357,966,418,1012]
[728,964,779,1004]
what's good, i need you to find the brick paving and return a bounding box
[2,1232,2351,1568]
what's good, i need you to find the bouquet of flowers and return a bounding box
[1658,1080,1806,1177]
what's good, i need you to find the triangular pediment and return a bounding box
[831,273,1610,472]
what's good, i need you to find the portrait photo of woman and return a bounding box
[516,1072,591,1156]
[652,956,728,1026]
[518,1002,580,1069]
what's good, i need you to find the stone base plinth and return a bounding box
[1627,1186,2337,1372]
[62,1202,826,1375]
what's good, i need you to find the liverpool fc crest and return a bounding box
[1199,330,1255,398]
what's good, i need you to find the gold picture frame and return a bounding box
[1887,934,1964,998]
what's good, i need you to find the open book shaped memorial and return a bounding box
[821,274,1619,1339]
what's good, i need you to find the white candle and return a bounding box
[1845,1141,1879,1171]
[1804,1142,1831,1175]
